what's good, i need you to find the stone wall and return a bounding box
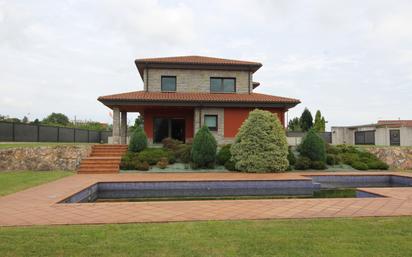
[365,146,412,170]
[0,145,92,171]
[144,68,252,93]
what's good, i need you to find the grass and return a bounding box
[0,142,93,149]
[0,171,73,196]
[0,217,411,256]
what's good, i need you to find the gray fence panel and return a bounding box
[100,131,111,143]
[38,126,58,142]
[14,124,38,142]
[58,127,75,142]
[0,122,13,141]
[74,129,88,142]
[88,130,100,142]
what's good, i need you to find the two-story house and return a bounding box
[98,56,300,144]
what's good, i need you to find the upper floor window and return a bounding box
[161,76,176,91]
[210,77,236,93]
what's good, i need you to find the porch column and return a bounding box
[112,107,121,144]
[120,111,127,144]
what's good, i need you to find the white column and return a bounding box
[120,111,127,144]
[112,107,121,144]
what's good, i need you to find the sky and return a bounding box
[1,0,411,128]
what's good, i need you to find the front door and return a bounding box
[153,118,185,143]
[390,129,400,146]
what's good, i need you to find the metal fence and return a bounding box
[286,131,332,144]
[0,121,112,143]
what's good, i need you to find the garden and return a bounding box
[120,109,389,173]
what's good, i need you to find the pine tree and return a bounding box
[299,108,313,132]
[313,110,326,132]
[287,117,301,131]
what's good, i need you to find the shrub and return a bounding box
[325,144,340,155]
[138,148,175,165]
[224,160,236,171]
[340,152,360,166]
[128,126,147,152]
[120,152,149,171]
[156,157,169,169]
[287,147,296,166]
[326,154,337,165]
[175,144,192,163]
[366,160,389,170]
[299,129,326,162]
[162,137,183,151]
[230,109,289,172]
[191,126,217,168]
[294,156,312,170]
[311,161,327,170]
[336,144,357,153]
[352,161,368,170]
[217,144,232,165]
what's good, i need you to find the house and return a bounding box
[98,56,300,144]
[332,120,412,146]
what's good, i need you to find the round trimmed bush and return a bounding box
[217,144,232,165]
[230,109,289,172]
[299,129,326,162]
[352,161,368,170]
[128,126,147,152]
[224,160,236,171]
[294,156,311,170]
[191,126,217,168]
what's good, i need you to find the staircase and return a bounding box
[77,144,128,174]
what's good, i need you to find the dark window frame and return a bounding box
[161,76,177,92]
[210,77,236,93]
[204,115,218,131]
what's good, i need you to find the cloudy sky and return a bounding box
[1,0,411,128]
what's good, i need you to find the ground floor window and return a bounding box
[204,115,218,131]
[153,118,185,143]
[355,130,375,145]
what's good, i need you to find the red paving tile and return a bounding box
[1,172,412,226]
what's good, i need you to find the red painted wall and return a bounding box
[143,108,194,139]
[224,108,285,137]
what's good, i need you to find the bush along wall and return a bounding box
[230,109,289,172]
[191,126,217,168]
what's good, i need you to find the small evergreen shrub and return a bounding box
[128,126,147,152]
[120,152,149,171]
[287,147,296,166]
[217,144,232,165]
[366,160,389,170]
[311,161,327,170]
[230,109,289,172]
[156,157,169,169]
[340,152,360,166]
[224,160,236,171]
[138,148,175,165]
[175,144,192,163]
[299,129,326,162]
[325,143,340,155]
[326,154,337,165]
[352,161,368,170]
[191,126,217,168]
[295,156,312,170]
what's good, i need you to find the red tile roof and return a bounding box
[377,120,412,127]
[135,55,262,66]
[98,91,300,105]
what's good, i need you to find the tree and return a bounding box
[313,110,326,132]
[191,126,217,168]
[42,113,70,126]
[128,126,147,152]
[129,116,144,133]
[230,109,289,172]
[22,116,29,123]
[32,119,40,125]
[287,117,301,131]
[299,108,313,132]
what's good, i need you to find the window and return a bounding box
[210,78,235,92]
[204,115,218,131]
[161,76,176,91]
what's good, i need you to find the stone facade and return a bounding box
[365,146,412,170]
[0,145,92,171]
[144,68,252,93]
[194,107,225,143]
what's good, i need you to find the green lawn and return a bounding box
[0,217,411,257]
[0,171,73,196]
[0,142,94,149]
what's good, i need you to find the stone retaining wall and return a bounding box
[365,146,412,170]
[0,145,92,171]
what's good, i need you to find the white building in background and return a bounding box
[332,120,412,146]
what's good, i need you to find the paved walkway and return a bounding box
[1,172,412,226]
